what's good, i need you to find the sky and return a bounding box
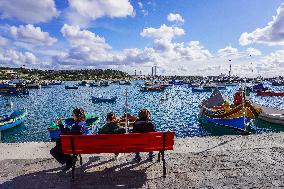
[0,0,284,77]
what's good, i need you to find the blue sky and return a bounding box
[0,0,284,76]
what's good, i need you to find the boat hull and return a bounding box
[201,114,249,131]
[0,111,27,131]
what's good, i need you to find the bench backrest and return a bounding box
[61,132,175,154]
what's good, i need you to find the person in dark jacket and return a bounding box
[98,112,125,159]
[132,109,156,162]
[50,108,86,171]
[98,112,125,134]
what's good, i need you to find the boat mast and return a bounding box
[125,89,128,133]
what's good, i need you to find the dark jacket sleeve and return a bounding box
[98,122,126,134]
[59,123,70,134]
[133,121,156,133]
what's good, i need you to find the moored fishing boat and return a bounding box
[199,88,262,131]
[192,86,212,92]
[140,83,165,92]
[65,85,78,89]
[0,82,29,95]
[48,113,100,140]
[0,110,28,131]
[91,96,117,103]
[119,80,131,85]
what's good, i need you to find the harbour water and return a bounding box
[1,80,284,143]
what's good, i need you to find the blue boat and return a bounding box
[91,96,117,103]
[65,85,78,89]
[0,83,29,95]
[192,86,212,92]
[48,113,100,140]
[0,110,28,131]
[169,80,184,85]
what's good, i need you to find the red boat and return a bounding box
[256,91,284,97]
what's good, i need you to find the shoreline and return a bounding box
[1,132,284,188]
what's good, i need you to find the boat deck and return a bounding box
[254,103,284,126]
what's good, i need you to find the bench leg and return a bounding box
[158,152,161,162]
[162,151,166,178]
[79,155,83,166]
[72,154,76,181]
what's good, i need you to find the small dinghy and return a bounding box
[91,96,117,103]
[65,85,78,89]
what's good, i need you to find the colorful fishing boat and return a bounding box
[91,96,117,103]
[0,110,28,131]
[256,91,284,97]
[47,113,100,140]
[199,88,262,131]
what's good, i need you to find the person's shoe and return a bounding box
[62,164,72,172]
[133,156,141,162]
[147,154,155,162]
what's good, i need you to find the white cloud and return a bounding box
[246,47,262,56]
[217,46,239,57]
[167,13,184,23]
[263,50,284,66]
[10,24,57,46]
[0,0,58,24]
[0,36,8,46]
[140,24,185,40]
[66,0,134,27]
[239,3,284,46]
[0,49,37,66]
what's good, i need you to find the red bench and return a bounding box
[61,131,175,180]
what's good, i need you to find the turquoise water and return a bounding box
[1,80,284,143]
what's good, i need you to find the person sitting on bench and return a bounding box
[50,107,86,171]
[98,112,126,159]
[132,109,156,162]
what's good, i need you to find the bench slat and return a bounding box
[61,132,174,154]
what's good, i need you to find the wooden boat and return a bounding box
[169,80,184,85]
[26,83,41,89]
[192,86,212,92]
[119,113,138,127]
[119,80,131,85]
[65,85,78,89]
[49,80,62,85]
[256,91,284,97]
[47,113,100,140]
[257,107,284,126]
[0,110,28,131]
[100,81,109,87]
[89,82,100,87]
[91,96,117,103]
[199,88,262,131]
[140,84,165,92]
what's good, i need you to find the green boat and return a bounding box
[48,113,100,140]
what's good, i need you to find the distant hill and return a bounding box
[0,67,130,81]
